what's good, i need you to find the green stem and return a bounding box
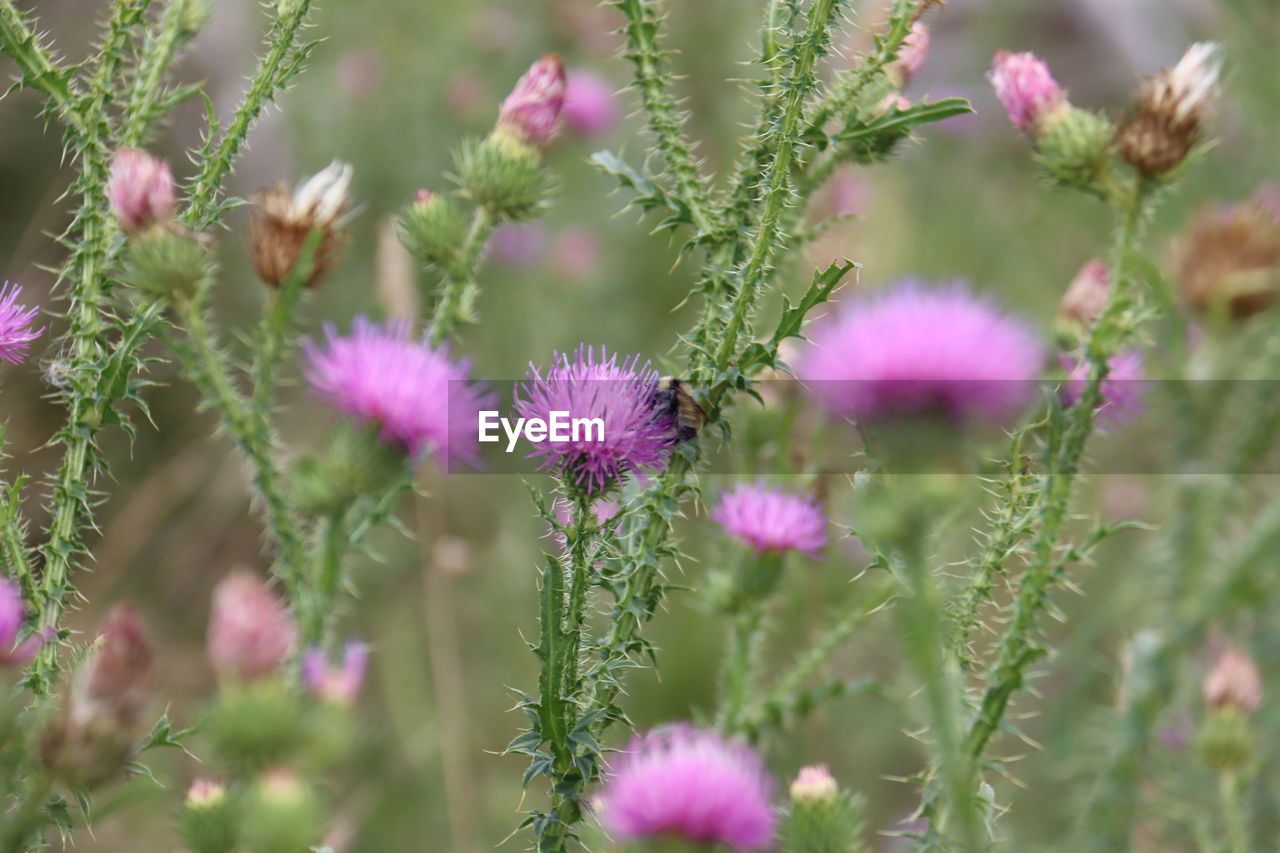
[0,1,81,131]
[250,242,314,415]
[717,603,765,734]
[119,0,191,147]
[429,206,494,347]
[1219,770,1250,853]
[0,773,52,853]
[304,508,348,647]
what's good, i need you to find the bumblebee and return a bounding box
[654,377,706,443]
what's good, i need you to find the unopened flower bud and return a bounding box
[40,604,153,789]
[397,189,468,267]
[120,226,214,302]
[180,778,237,853]
[1034,105,1115,190]
[454,136,552,222]
[790,765,839,804]
[301,642,367,705]
[1177,200,1280,321]
[1204,646,1262,714]
[240,769,323,853]
[207,571,296,683]
[1058,259,1112,335]
[1197,708,1254,771]
[107,148,176,233]
[249,161,352,288]
[1119,42,1220,178]
[988,51,1067,135]
[495,54,567,149]
[0,576,48,668]
[291,423,408,516]
[177,0,212,38]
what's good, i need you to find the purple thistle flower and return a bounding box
[597,724,776,850]
[1060,350,1146,425]
[207,571,296,683]
[713,483,827,557]
[988,50,1066,133]
[106,148,176,232]
[563,70,619,138]
[301,641,368,704]
[0,283,43,365]
[496,54,567,147]
[514,345,671,494]
[0,577,47,668]
[303,317,491,464]
[796,280,1044,424]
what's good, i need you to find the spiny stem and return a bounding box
[717,603,766,734]
[0,1,81,131]
[428,205,494,347]
[1220,770,1250,853]
[119,0,193,147]
[303,508,349,647]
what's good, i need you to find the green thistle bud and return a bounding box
[1197,707,1255,772]
[1034,107,1115,193]
[453,136,552,222]
[208,682,309,772]
[779,769,869,853]
[292,423,407,516]
[180,779,238,853]
[177,0,212,39]
[239,769,323,853]
[119,226,213,302]
[398,190,468,268]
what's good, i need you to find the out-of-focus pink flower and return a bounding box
[107,148,176,232]
[1204,646,1262,714]
[562,70,619,138]
[895,22,930,84]
[491,222,548,266]
[207,571,296,683]
[301,642,368,705]
[551,226,602,280]
[335,48,384,100]
[797,281,1043,424]
[789,765,838,803]
[1059,259,1112,330]
[597,724,776,850]
[988,51,1066,133]
[712,483,827,557]
[0,283,43,366]
[0,577,47,667]
[303,318,491,464]
[185,777,227,807]
[514,346,672,494]
[1060,350,1145,425]
[496,54,567,148]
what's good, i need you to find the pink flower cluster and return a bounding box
[0,283,43,365]
[207,571,296,683]
[106,148,176,231]
[713,483,827,557]
[988,51,1065,132]
[497,54,568,147]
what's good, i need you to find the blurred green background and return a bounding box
[1,0,1278,849]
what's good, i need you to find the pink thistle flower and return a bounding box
[514,345,672,495]
[796,281,1043,424]
[895,22,930,84]
[988,50,1066,133]
[0,577,47,668]
[106,148,176,232]
[1205,646,1262,714]
[1060,350,1146,425]
[789,765,838,803]
[597,724,776,850]
[712,483,827,557]
[1059,259,1112,330]
[0,283,43,365]
[303,317,491,464]
[562,70,619,138]
[496,54,567,148]
[301,642,368,704]
[207,571,296,682]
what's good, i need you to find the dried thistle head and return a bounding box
[1176,198,1280,320]
[1118,42,1220,178]
[249,160,352,288]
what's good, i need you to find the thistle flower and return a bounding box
[250,160,352,288]
[789,765,839,804]
[562,70,619,138]
[514,345,671,495]
[1204,646,1262,714]
[207,571,296,683]
[0,283,43,365]
[303,317,490,464]
[597,724,776,850]
[495,54,567,148]
[106,148,176,232]
[1176,200,1280,320]
[1060,351,1146,425]
[1058,259,1112,333]
[0,577,47,667]
[301,642,368,704]
[796,281,1043,424]
[712,483,826,557]
[988,50,1066,134]
[1119,42,1221,177]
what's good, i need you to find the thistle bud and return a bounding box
[177,0,212,38]
[789,765,839,804]
[0,577,47,668]
[239,769,323,853]
[397,189,468,267]
[120,226,214,302]
[291,423,407,517]
[1176,200,1280,321]
[249,161,352,289]
[207,571,296,683]
[779,766,868,853]
[180,778,238,853]
[454,136,552,222]
[1204,646,1262,715]
[41,604,153,789]
[1119,42,1220,178]
[495,54,567,149]
[1035,106,1115,191]
[301,642,368,705]
[988,51,1067,136]
[107,148,176,233]
[1058,259,1112,336]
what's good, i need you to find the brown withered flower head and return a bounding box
[1177,197,1280,320]
[250,160,353,288]
[41,604,154,789]
[1118,42,1220,178]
